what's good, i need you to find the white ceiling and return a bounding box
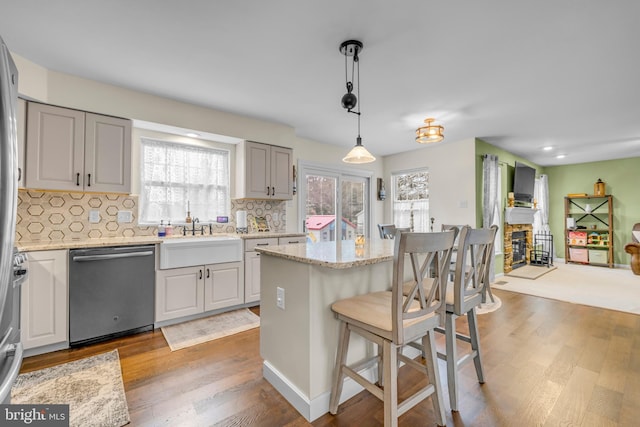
[2,1,640,166]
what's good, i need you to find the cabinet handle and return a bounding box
[17,167,21,182]
[266,186,270,196]
[87,173,91,187]
[199,269,203,280]
[76,173,80,186]
[271,186,275,196]
[206,268,210,278]
[256,243,269,246]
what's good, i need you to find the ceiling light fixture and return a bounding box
[186,132,200,138]
[415,118,444,144]
[340,40,375,164]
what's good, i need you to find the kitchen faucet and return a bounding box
[183,218,212,236]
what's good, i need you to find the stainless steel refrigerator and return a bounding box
[0,35,24,404]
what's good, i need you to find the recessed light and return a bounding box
[543,146,553,151]
[186,132,200,138]
[556,154,566,159]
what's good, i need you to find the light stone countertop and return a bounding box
[255,239,395,269]
[16,232,306,252]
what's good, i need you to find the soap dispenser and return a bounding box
[158,220,166,237]
[165,221,174,236]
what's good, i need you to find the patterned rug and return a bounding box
[162,308,260,351]
[11,350,130,427]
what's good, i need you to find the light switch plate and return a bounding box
[117,211,133,223]
[89,210,100,223]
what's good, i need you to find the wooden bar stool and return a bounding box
[436,225,497,411]
[329,230,456,426]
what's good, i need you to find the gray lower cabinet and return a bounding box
[155,262,244,322]
[21,250,68,352]
[244,236,306,303]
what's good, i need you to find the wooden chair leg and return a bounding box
[382,339,399,427]
[445,312,459,412]
[467,308,485,384]
[377,343,383,386]
[422,330,446,426]
[329,320,350,414]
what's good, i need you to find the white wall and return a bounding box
[13,53,385,233]
[382,138,477,230]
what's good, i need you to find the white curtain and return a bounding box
[139,138,230,224]
[482,154,500,284]
[533,174,550,234]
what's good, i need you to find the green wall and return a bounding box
[545,157,640,266]
[475,139,543,274]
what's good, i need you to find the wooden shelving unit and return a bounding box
[564,195,613,268]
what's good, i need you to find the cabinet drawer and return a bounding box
[245,238,279,251]
[278,236,306,245]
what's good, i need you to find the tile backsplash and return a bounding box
[16,189,286,242]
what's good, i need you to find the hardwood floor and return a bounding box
[19,291,640,426]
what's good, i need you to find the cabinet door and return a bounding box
[204,262,244,311]
[84,113,132,193]
[245,141,271,198]
[26,103,85,191]
[270,146,292,200]
[155,266,204,322]
[17,98,26,188]
[21,250,68,350]
[244,251,261,303]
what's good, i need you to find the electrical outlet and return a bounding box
[117,210,133,223]
[276,287,285,310]
[89,210,100,223]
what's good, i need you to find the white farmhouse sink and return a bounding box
[159,236,242,269]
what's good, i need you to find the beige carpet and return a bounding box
[11,350,129,427]
[162,308,260,351]
[495,262,640,315]
[506,264,557,279]
[477,295,502,314]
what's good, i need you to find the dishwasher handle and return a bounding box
[72,251,154,262]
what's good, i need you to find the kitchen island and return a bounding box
[256,239,397,421]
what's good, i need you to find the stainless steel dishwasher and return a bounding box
[69,245,155,346]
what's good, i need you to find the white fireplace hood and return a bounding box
[505,207,538,225]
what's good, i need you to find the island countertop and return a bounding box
[255,239,395,269]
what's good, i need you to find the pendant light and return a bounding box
[340,40,375,164]
[415,118,444,144]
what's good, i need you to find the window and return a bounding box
[139,138,230,224]
[392,169,429,232]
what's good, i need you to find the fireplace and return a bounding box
[503,223,533,273]
[511,231,527,269]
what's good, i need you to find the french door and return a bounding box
[299,162,371,242]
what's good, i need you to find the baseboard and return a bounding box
[262,346,422,422]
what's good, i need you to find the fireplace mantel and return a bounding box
[505,207,538,225]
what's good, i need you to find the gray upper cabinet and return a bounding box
[236,140,292,200]
[17,98,26,188]
[25,102,132,193]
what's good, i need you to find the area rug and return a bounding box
[11,350,129,427]
[162,308,260,351]
[496,262,640,315]
[506,264,557,279]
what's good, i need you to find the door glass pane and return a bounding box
[305,174,337,242]
[342,178,366,239]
